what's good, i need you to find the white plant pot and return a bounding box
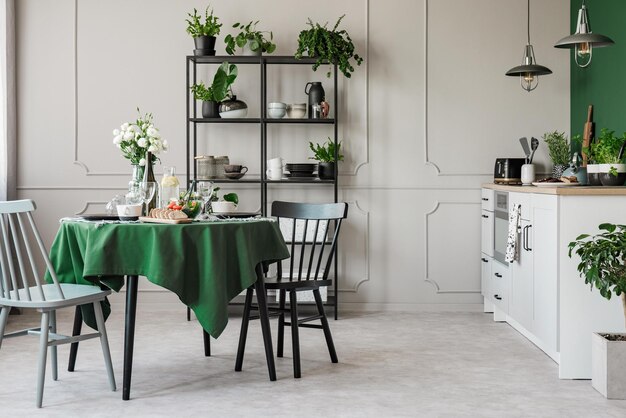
[211,201,237,213]
[598,164,626,174]
[592,332,626,399]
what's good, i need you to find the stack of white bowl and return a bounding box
[267,102,287,119]
[286,103,307,119]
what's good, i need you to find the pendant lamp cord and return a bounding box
[527,0,531,45]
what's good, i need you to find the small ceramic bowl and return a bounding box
[219,108,248,118]
[268,102,287,109]
[267,108,286,119]
[117,204,142,219]
[212,201,237,213]
[286,105,306,119]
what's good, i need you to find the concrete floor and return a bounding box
[1,309,625,417]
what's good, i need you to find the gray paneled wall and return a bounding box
[15,0,569,310]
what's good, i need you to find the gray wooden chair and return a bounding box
[0,199,116,408]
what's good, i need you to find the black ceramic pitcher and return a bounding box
[305,82,325,118]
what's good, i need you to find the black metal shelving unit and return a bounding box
[185,55,340,319]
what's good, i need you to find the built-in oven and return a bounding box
[494,191,509,264]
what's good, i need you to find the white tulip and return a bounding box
[123,132,134,140]
[113,129,120,136]
[147,127,158,137]
[121,122,129,130]
[148,145,157,153]
[139,158,146,166]
[162,139,168,148]
[137,138,148,148]
[113,135,123,144]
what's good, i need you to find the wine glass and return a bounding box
[138,181,157,216]
[196,181,214,216]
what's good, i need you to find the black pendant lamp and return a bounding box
[506,0,552,92]
[554,0,614,68]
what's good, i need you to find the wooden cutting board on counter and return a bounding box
[582,104,594,167]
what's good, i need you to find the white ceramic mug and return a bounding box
[521,164,535,185]
[266,168,283,180]
[267,157,283,169]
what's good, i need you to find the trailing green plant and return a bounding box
[586,128,626,166]
[224,21,276,55]
[542,131,571,166]
[569,223,626,327]
[186,6,222,38]
[308,138,344,163]
[294,15,363,78]
[190,61,238,102]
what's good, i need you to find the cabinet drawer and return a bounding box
[481,189,495,211]
[509,192,531,221]
[481,210,494,257]
[480,255,492,298]
[491,261,510,314]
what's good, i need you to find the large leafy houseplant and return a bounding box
[224,21,276,55]
[569,223,626,330]
[294,15,363,78]
[190,61,238,103]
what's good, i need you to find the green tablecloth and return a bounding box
[47,219,289,338]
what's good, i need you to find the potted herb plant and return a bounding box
[569,223,626,399]
[185,6,222,56]
[542,131,572,179]
[294,15,363,78]
[209,187,239,213]
[309,137,343,180]
[190,62,238,118]
[586,129,626,186]
[224,21,276,56]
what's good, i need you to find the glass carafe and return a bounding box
[160,166,180,207]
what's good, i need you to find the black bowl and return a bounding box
[599,172,626,186]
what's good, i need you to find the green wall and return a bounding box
[571,0,626,138]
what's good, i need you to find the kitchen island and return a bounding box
[481,183,626,379]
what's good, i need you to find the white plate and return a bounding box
[531,182,581,187]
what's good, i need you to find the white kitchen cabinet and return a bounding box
[481,185,626,379]
[481,210,494,257]
[509,218,533,332]
[480,255,492,298]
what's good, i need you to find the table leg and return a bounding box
[67,305,83,372]
[123,275,138,401]
[203,330,211,357]
[253,264,276,381]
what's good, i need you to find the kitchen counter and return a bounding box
[482,183,626,196]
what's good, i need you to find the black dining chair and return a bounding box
[235,201,348,378]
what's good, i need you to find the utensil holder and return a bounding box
[521,164,535,185]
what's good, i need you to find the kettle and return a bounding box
[563,152,588,184]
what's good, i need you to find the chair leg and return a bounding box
[187,307,191,321]
[313,288,338,363]
[0,307,9,350]
[93,301,116,392]
[68,305,82,372]
[235,287,254,372]
[289,290,301,379]
[277,289,286,358]
[50,310,58,381]
[36,312,50,408]
[203,330,211,357]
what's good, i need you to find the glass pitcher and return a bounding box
[160,166,180,207]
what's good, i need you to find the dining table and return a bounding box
[46,216,290,400]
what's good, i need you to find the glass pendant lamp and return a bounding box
[554,0,614,68]
[506,0,552,92]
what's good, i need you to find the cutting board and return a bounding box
[138,216,192,224]
[582,104,594,167]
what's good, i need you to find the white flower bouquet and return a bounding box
[112,108,168,166]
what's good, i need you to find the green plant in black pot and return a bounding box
[186,6,222,56]
[309,138,344,180]
[294,15,363,78]
[587,129,626,186]
[190,62,238,118]
[224,21,276,56]
[542,131,572,179]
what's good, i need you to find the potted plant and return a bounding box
[586,129,626,186]
[294,15,363,78]
[190,62,238,118]
[185,6,222,56]
[309,137,343,180]
[569,223,626,399]
[224,21,276,56]
[209,187,239,213]
[542,131,572,179]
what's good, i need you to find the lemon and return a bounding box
[161,175,180,187]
